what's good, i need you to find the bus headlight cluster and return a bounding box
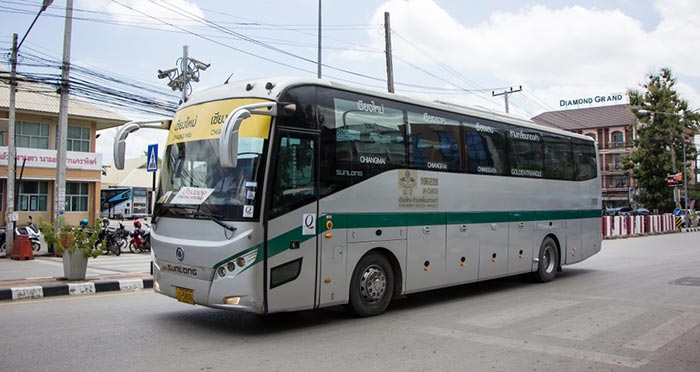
[216,250,258,278]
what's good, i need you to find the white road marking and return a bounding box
[535,304,646,340]
[458,299,579,328]
[623,312,700,351]
[418,326,649,369]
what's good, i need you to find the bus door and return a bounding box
[265,130,320,313]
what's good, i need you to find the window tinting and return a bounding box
[270,134,316,219]
[573,139,597,181]
[463,119,506,175]
[277,86,317,129]
[507,126,543,178]
[407,111,462,171]
[543,134,574,180]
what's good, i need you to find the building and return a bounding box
[532,104,637,208]
[0,71,128,226]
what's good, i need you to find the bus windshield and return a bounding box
[156,136,267,221]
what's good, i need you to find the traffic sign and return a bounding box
[673,208,683,217]
[147,144,158,172]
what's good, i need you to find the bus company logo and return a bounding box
[336,169,363,177]
[176,247,185,261]
[164,264,198,277]
[360,156,386,165]
[398,169,417,189]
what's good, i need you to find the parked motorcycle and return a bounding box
[16,222,44,252]
[97,223,122,256]
[129,220,151,254]
[115,223,130,251]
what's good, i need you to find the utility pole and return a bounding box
[6,0,53,254]
[54,0,73,232]
[181,45,188,103]
[6,33,18,254]
[384,12,394,93]
[492,85,522,113]
[317,0,322,79]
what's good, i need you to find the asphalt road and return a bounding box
[1,232,699,372]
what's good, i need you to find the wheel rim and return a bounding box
[543,245,556,274]
[359,264,387,304]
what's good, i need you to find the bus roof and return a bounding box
[182,77,595,143]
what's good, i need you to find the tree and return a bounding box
[625,68,699,212]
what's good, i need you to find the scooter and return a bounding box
[129,224,151,254]
[115,223,130,251]
[16,223,44,252]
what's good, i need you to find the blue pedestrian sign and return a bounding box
[147,144,158,172]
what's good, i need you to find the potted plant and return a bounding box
[40,218,104,280]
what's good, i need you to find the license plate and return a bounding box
[175,287,195,305]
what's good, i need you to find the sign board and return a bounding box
[147,144,158,172]
[673,208,684,217]
[0,147,102,171]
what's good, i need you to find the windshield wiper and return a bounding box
[187,210,237,232]
[153,204,236,232]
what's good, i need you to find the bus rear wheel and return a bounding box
[531,237,559,283]
[347,252,394,317]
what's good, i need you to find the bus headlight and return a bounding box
[227,262,236,272]
[224,296,240,305]
[236,257,246,267]
[217,266,226,278]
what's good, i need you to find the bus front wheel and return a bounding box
[347,252,394,317]
[531,237,559,283]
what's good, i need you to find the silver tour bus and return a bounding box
[114,78,602,317]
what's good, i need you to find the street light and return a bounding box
[5,0,53,254]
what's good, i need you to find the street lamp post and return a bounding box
[5,0,53,255]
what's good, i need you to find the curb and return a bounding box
[0,278,153,301]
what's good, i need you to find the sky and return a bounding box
[2,0,699,164]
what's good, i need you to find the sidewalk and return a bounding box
[0,251,153,301]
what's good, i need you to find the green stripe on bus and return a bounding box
[214,208,601,269]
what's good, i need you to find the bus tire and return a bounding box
[531,237,559,283]
[347,252,394,317]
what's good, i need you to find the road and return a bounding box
[1,233,699,372]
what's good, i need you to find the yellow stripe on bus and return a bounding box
[166,98,273,145]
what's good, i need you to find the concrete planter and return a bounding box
[62,251,88,280]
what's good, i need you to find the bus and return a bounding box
[100,186,149,219]
[113,78,601,317]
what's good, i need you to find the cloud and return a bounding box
[77,0,205,30]
[351,0,699,114]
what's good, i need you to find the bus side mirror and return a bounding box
[219,109,251,168]
[113,122,141,170]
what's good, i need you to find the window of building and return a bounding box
[611,131,624,148]
[67,126,91,152]
[16,121,50,149]
[0,180,3,211]
[0,131,5,146]
[613,175,628,188]
[66,182,89,212]
[18,181,49,211]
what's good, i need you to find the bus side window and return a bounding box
[270,134,317,219]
